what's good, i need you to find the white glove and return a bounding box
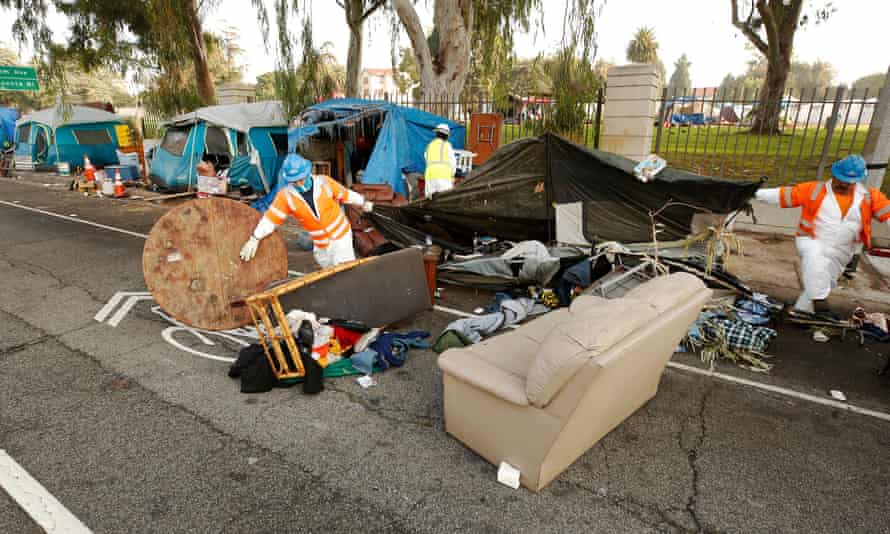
[240,236,259,262]
[363,201,374,213]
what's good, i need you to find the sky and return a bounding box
[3,0,889,92]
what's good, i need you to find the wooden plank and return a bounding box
[145,191,198,202]
[142,198,288,330]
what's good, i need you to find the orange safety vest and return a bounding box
[262,175,352,249]
[778,181,890,249]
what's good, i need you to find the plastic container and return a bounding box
[56,162,71,176]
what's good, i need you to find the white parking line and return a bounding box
[4,200,889,423]
[0,200,149,239]
[0,450,93,534]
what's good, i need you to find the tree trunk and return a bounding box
[345,0,363,98]
[751,53,790,134]
[185,0,215,105]
[393,0,472,101]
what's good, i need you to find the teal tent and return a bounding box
[15,105,124,169]
[150,101,288,193]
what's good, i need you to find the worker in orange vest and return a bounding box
[240,154,373,268]
[755,154,890,313]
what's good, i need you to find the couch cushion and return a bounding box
[564,299,658,351]
[525,299,658,408]
[568,295,609,315]
[514,308,571,344]
[525,326,590,408]
[622,273,705,313]
[471,330,540,379]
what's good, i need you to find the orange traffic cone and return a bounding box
[113,169,127,198]
[83,155,96,182]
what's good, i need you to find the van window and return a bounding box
[17,124,31,143]
[160,126,192,156]
[270,132,289,155]
[73,129,112,145]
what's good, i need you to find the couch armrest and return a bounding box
[438,350,530,406]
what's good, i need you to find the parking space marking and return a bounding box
[4,200,889,423]
[0,450,93,534]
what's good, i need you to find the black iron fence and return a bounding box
[386,90,604,149]
[653,86,882,186]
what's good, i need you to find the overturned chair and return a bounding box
[437,272,711,491]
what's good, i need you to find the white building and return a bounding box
[361,68,411,102]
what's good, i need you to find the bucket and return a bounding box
[57,162,71,176]
[101,179,115,196]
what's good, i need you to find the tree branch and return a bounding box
[391,0,433,81]
[756,0,781,60]
[731,0,769,55]
[361,0,386,22]
[335,0,345,9]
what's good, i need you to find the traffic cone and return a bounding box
[83,155,96,182]
[113,169,127,198]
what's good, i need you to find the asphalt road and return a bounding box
[1,179,889,534]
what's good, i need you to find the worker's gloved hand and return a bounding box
[240,236,259,262]
[363,201,374,213]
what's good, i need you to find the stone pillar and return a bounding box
[600,64,659,161]
[556,64,659,245]
[864,65,890,190]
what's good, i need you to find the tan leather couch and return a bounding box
[437,272,711,491]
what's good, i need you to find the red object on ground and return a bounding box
[868,247,890,258]
[83,155,96,182]
[332,325,363,350]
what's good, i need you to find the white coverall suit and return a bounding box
[756,182,885,312]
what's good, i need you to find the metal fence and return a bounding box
[653,86,882,186]
[141,110,166,139]
[385,91,604,149]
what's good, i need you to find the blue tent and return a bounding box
[0,108,19,149]
[255,98,464,211]
[150,101,288,193]
[15,105,124,169]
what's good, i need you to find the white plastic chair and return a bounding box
[453,149,476,175]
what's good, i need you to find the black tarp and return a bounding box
[372,133,760,248]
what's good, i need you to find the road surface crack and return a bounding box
[678,385,715,533]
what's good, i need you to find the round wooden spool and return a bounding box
[143,198,288,330]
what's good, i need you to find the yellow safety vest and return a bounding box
[424,138,453,181]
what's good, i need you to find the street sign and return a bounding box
[0,66,39,91]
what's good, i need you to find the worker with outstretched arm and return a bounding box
[755,154,890,313]
[240,154,373,269]
[423,123,457,198]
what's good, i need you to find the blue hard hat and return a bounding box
[280,154,311,183]
[831,154,867,183]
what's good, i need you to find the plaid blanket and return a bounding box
[700,318,776,353]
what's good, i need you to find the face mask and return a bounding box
[293,175,313,193]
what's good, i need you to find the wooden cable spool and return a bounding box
[142,197,288,331]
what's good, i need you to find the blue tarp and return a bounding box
[0,108,18,148]
[254,98,464,212]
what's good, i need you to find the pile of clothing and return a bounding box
[229,309,429,394]
[433,295,548,352]
[684,295,779,372]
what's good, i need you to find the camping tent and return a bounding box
[372,133,760,248]
[254,98,464,211]
[0,108,19,149]
[150,101,288,192]
[14,105,125,169]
